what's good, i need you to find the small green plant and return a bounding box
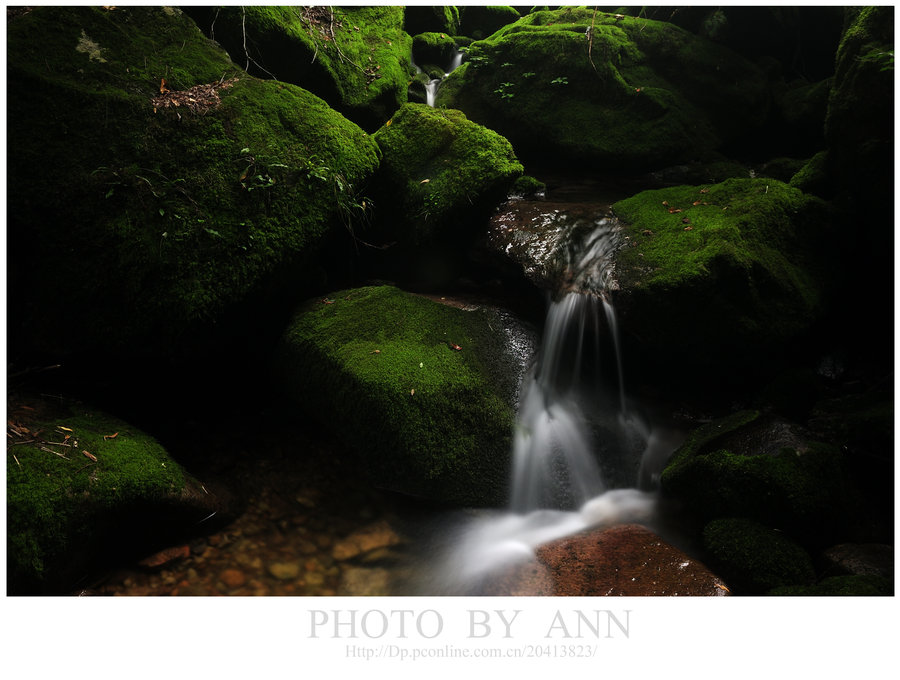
[237,148,288,192]
[550,76,569,86]
[522,71,536,79]
[494,82,515,99]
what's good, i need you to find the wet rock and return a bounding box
[477,559,556,596]
[338,567,393,596]
[535,524,730,596]
[332,520,403,561]
[821,543,894,580]
[267,561,301,581]
[220,568,247,588]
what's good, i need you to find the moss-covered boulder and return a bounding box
[458,6,521,40]
[404,6,460,37]
[702,517,816,594]
[611,178,833,383]
[7,399,220,594]
[183,6,414,131]
[660,410,861,548]
[436,7,769,169]
[7,6,381,361]
[769,574,893,596]
[371,103,523,247]
[276,285,538,507]
[412,31,461,73]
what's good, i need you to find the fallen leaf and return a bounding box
[82,450,98,462]
[159,78,168,94]
[641,229,653,235]
[321,298,335,304]
[692,200,702,205]
[58,426,74,432]
[410,389,415,396]
[684,226,693,231]
[385,119,392,126]
[699,188,709,194]
[668,208,682,214]
[661,200,669,206]
[103,432,119,440]
[371,349,381,354]
[420,178,430,184]
[681,217,691,224]
[448,342,462,351]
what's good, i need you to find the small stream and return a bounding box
[91,173,690,597]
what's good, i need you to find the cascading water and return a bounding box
[418,49,463,108]
[418,190,681,595]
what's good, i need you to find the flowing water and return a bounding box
[411,183,681,594]
[420,49,463,107]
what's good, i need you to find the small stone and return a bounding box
[220,568,247,588]
[332,520,403,561]
[268,561,301,580]
[305,572,326,588]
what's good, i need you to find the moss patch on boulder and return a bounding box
[276,285,535,507]
[702,517,816,594]
[404,6,460,37]
[612,178,833,382]
[183,6,413,131]
[436,7,769,169]
[7,6,381,360]
[372,103,523,245]
[661,410,860,548]
[7,400,216,593]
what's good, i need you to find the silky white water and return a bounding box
[422,210,678,594]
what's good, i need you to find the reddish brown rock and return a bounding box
[219,568,247,588]
[535,524,730,596]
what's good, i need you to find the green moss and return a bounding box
[7,6,381,358]
[459,6,522,40]
[7,405,189,592]
[437,7,768,168]
[702,517,816,594]
[511,175,546,196]
[277,286,521,506]
[184,6,413,131]
[611,178,832,372]
[790,150,831,197]
[769,574,893,596]
[372,103,523,244]
[661,411,859,546]
[412,32,460,71]
[404,6,461,37]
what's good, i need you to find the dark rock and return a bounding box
[458,6,521,40]
[702,517,817,594]
[535,524,730,596]
[660,410,862,548]
[821,543,894,580]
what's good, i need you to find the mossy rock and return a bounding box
[661,410,860,547]
[372,103,523,246]
[404,6,461,37]
[7,6,381,361]
[7,399,220,594]
[611,178,833,383]
[790,150,831,198]
[702,517,816,594]
[436,7,769,170]
[458,6,522,40]
[412,32,460,72]
[276,285,538,507]
[769,574,893,596]
[183,6,414,131]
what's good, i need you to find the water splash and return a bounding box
[418,196,680,595]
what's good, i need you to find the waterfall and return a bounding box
[421,191,680,594]
[417,48,464,108]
